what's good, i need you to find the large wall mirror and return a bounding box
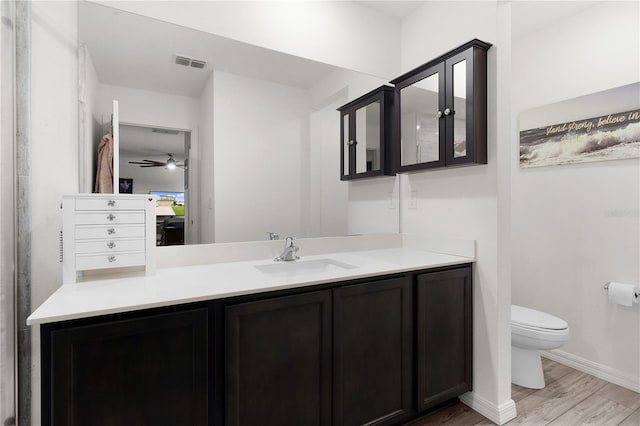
[78,1,399,246]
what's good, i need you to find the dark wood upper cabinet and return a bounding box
[416,266,473,412]
[225,290,332,426]
[337,85,395,180]
[333,277,413,426]
[391,39,491,173]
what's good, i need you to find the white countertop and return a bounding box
[27,247,473,325]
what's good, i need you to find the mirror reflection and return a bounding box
[400,73,441,166]
[355,101,381,173]
[342,114,350,176]
[78,2,398,246]
[452,59,467,157]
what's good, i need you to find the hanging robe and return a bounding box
[95,132,114,193]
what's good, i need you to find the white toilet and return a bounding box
[511,305,569,389]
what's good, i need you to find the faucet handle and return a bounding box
[267,232,279,240]
[285,236,296,247]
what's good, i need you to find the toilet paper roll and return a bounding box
[607,282,639,307]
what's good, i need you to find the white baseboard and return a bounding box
[542,349,640,393]
[459,392,517,425]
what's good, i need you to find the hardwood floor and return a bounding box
[410,357,640,425]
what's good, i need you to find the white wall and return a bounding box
[30,1,79,422]
[309,93,349,238]
[96,83,199,131]
[308,68,388,108]
[213,70,309,243]
[198,72,214,244]
[94,0,401,79]
[399,0,514,420]
[79,46,100,192]
[511,1,640,388]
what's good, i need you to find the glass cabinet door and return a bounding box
[397,63,445,170]
[354,99,382,175]
[445,46,479,165]
[341,112,350,179]
[451,59,467,159]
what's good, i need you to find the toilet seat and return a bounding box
[511,305,568,330]
[511,322,570,342]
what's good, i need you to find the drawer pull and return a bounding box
[107,200,116,207]
[107,241,116,249]
[107,214,116,221]
[107,255,117,263]
[107,228,116,235]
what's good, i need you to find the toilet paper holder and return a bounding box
[603,282,640,298]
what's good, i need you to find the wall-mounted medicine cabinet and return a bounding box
[338,85,395,180]
[391,39,491,173]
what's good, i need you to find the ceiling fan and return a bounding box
[128,153,184,170]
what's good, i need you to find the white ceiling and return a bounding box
[359,1,425,19]
[119,125,186,162]
[79,2,339,98]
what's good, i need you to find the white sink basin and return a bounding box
[254,258,357,277]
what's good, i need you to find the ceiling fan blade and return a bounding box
[140,165,163,168]
[129,160,166,165]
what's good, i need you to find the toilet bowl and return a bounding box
[511,305,569,389]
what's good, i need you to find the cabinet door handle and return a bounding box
[107,214,116,221]
[437,110,443,118]
[107,200,116,207]
[444,108,453,116]
[107,241,116,249]
[107,255,117,263]
[107,228,116,235]
[348,140,355,146]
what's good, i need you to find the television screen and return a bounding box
[150,191,185,216]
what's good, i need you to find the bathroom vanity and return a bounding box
[29,248,473,426]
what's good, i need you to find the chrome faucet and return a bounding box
[275,236,300,262]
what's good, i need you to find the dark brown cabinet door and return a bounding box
[443,46,487,166]
[49,308,208,426]
[333,277,413,426]
[225,290,332,426]
[338,85,395,180]
[416,267,472,412]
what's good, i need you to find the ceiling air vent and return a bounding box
[190,59,206,69]
[174,54,207,69]
[152,128,180,135]
[175,55,191,67]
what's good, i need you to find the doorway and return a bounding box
[118,124,192,246]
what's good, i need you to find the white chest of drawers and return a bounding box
[62,194,156,283]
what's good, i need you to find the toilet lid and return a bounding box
[511,305,568,330]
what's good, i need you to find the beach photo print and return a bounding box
[519,82,640,168]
